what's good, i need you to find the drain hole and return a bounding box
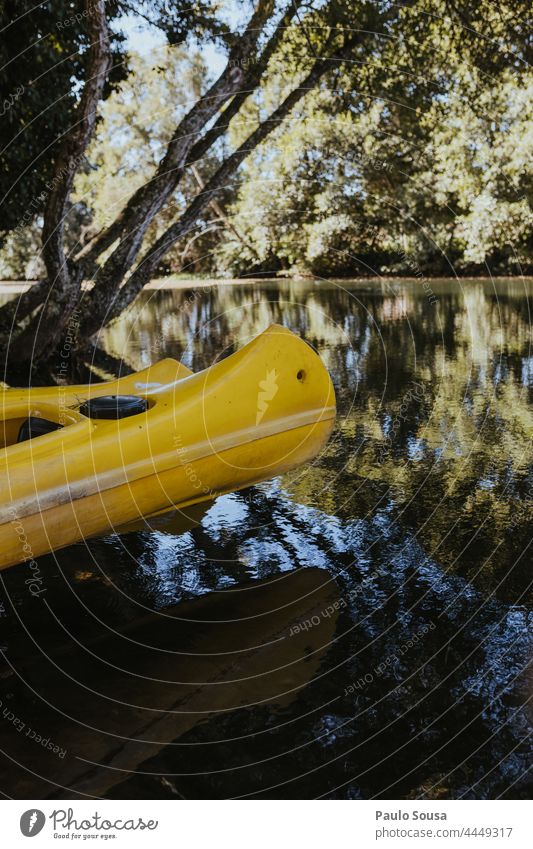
[296,369,306,382]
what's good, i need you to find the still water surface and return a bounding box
[1,278,532,798]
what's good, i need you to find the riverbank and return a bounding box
[0,278,263,294]
[2,275,533,294]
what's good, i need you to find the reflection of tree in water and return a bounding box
[104,486,532,799]
[98,280,533,796]
[3,279,530,798]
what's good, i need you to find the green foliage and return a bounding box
[0,221,42,280]
[217,0,533,277]
[0,0,225,237]
[129,0,231,45]
[0,0,127,235]
[1,1,531,279]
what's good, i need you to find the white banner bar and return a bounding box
[1,799,531,848]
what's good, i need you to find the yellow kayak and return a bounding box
[0,325,335,571]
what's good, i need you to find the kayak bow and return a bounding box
[0,325,335,570]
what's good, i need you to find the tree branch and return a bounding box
[83,37,359,333]
[42,0,111,289]
[0,279,48,338]
[184,2,303,169]
[75,0,278,274]
[1,1,112,359]
[190,163,259,258]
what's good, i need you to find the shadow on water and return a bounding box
[0,278,532,798]
[0,567,340,798]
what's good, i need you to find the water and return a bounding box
[0,278,532,799]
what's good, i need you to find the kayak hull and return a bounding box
[0,325,336,570]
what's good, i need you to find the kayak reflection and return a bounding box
[0,566,340,798]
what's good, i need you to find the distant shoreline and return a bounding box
[1,275,532,294]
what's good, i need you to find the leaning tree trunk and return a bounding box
[0,0,364,383]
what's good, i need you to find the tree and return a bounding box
[217,2,533,277]
[0,0,127,235]
[0,0,226,236]
[0,0,530,379]
[0,0,366,377]
[73,47,225,276]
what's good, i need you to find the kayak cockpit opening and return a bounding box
[1,404,82,449]
[79,395,149,420]
[1,394,151,449]
[17,416,63,443]
[0,414,64,448]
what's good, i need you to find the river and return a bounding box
[1,277,531,799]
